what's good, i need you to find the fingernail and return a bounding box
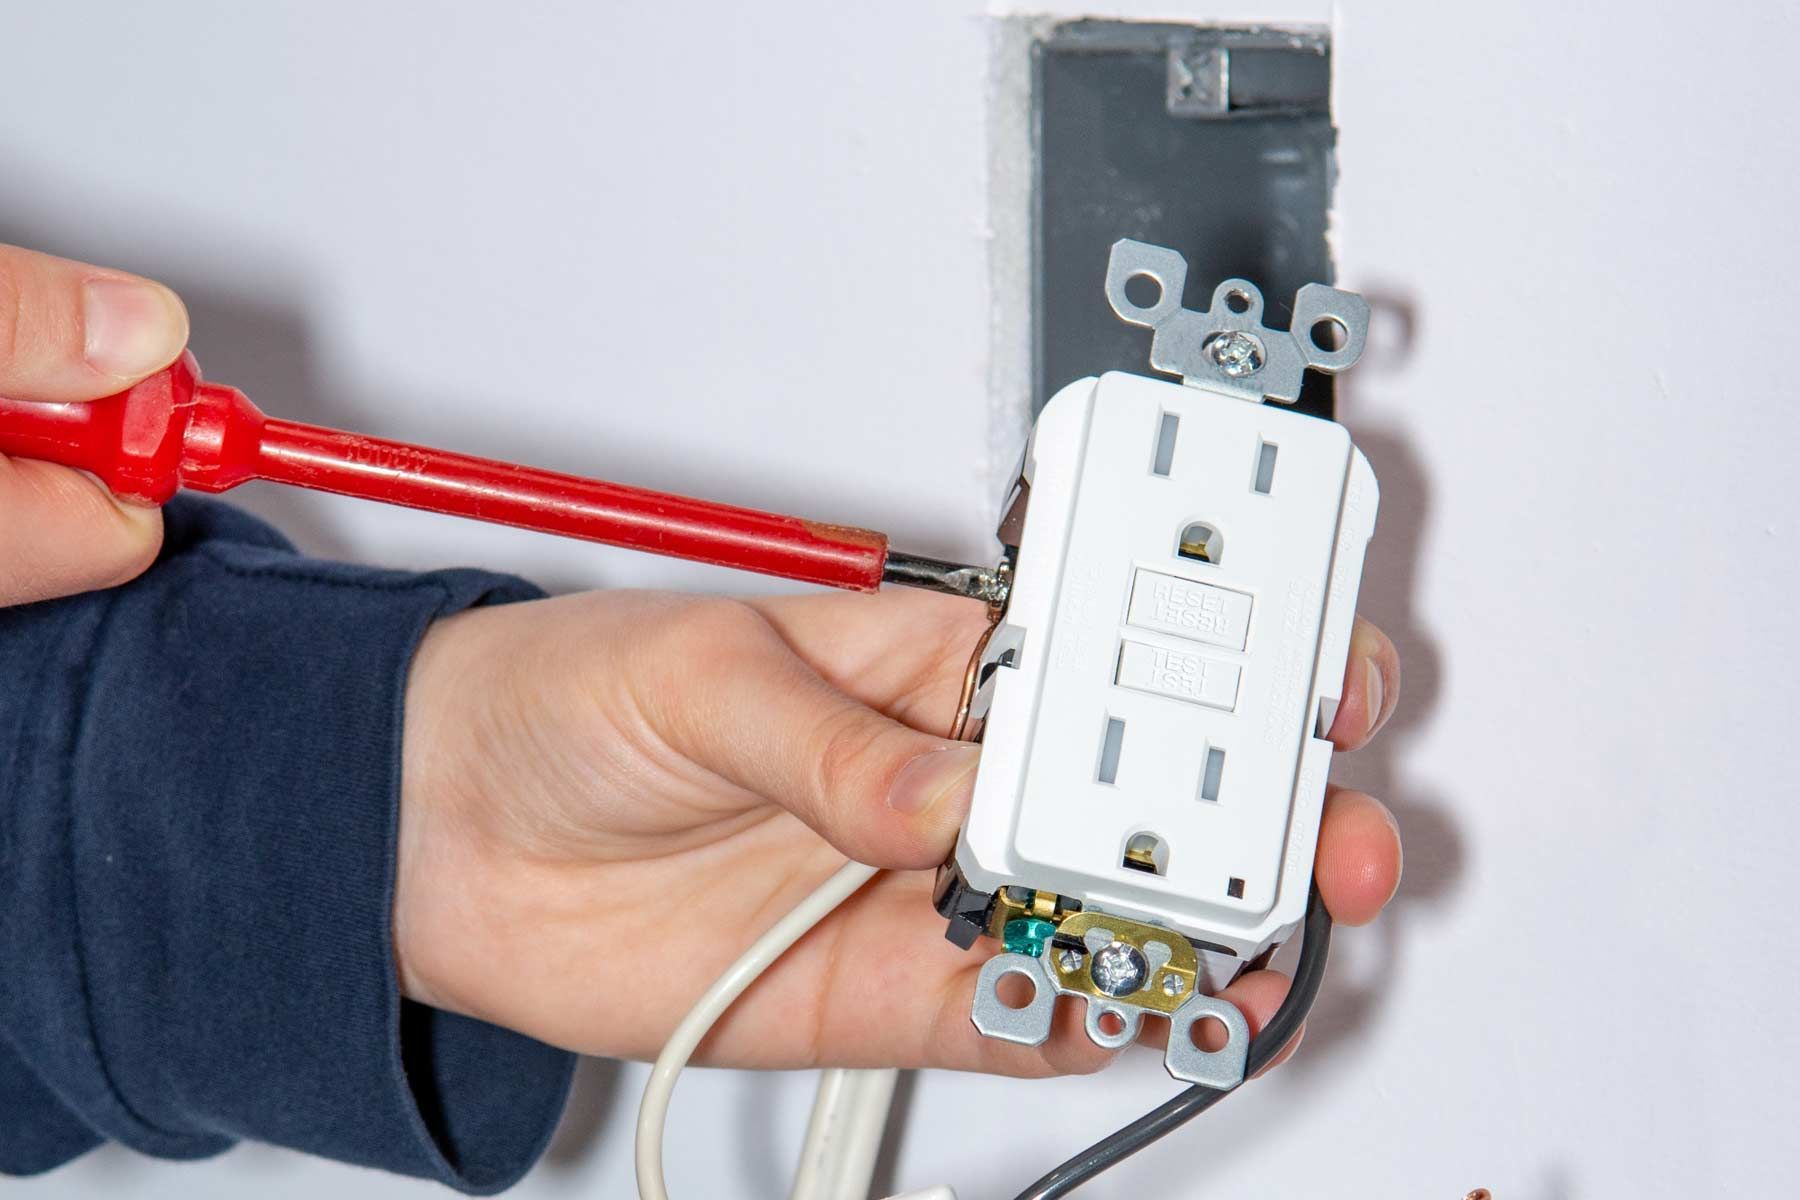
[1377,797,1403,904]
[888,744,981,815]
[1362,657,1385,738]
[83,278,188,378]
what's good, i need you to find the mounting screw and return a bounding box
[1204,330,1266,378]
[1056,948,1084,975]
[1160,972,1186,998]
[1091,942,1149,996]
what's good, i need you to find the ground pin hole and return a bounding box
[1177,521,1221,565]
[1122,832,1168,875]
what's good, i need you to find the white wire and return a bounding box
[790,1067,900,1200]
[635,859,882,1200]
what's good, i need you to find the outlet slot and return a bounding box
[1151,412,1180,477]
[1096,716,1126,785]
[1253,440,1279,495]
[1200,747,1226,802]
[1121,832,1168,875]
[1177,521,1222,564]
[1226,876,1245,899]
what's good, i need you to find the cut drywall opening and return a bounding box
[1005,19,1340,424]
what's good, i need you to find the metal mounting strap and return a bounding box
[1104,237,1369,404]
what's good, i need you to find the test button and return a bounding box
[1115,638,1241,711]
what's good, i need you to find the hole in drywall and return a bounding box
[1027,21,1340,422]
[1190,1015,1230,1051]
[1200,747,1226,802]
[995,969,1037,1010]
[1121,832,1168,875]
[1226,876,1245,899]
[1123,271,1163,309]
[1310,316,1347,352]
[1096,716,1126,784]
[1252,440,1278,495]
[1151,412,1180,477]
[1177,521,1221,564]
[1225,288,1251,314]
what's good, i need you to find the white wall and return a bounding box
[4,1,1794,1196]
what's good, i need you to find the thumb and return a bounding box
[0,245,184,604]
[639,600,980,869]
[0,455,163,605]
[0,243,189,403]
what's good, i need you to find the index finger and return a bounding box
[745,587,989,732]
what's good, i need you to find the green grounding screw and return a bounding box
[1002,917,1057,958]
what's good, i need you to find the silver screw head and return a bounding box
[1204,330,1266,377]
[1056,948,1084,974]
[1090,942,1149,997]
[1160,973,1186,998]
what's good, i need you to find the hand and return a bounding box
[0,244,188,605]
[395,587,1402,1075]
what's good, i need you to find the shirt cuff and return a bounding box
[1,498,575,1191]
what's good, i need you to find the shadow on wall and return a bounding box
[1295,423,1461,1055]
[1294,287,1465,1066]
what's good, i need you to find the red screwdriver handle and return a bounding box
[0,353,228,503]
[0,354,892,592]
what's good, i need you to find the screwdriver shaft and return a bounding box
[253,417,890,591]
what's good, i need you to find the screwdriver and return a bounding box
[0,353,1006,602]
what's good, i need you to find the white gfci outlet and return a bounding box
[957,367,1377,989]
[944,242,1377,1048]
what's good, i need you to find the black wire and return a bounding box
[1008,884,1334,1200]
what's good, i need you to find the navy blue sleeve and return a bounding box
[0,496,574,1191]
